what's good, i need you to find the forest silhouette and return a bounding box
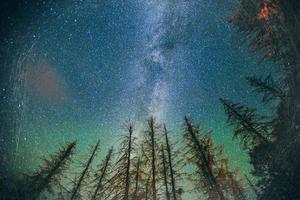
[1,0,300,199]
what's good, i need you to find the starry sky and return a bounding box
[0,0,275,195]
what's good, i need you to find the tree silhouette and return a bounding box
[24,141,76,200]
[160,145,170,200]
[124,124,134,200]
[70,140,100,200]
[91,147,113,200]
[163,124,177,200]
[183,117,226,200]
[109,123,135,200]
[147,117,158,200]
[132,157,141,200]
[229,1,300,199]
[246,75,285,103]
[220,98,270,148]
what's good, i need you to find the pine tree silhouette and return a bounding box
[246,75,284,103]
[91,147,113,200]
[183,117,226,200]
[220,98,270,148]
[132,157,141,200]
[109,122,135,200]
[24,141,76,200]
[70,140,100,200]
[229,1,300,199]
[160,145,170,200]
[147,117,158,200]
[163,124,178,200]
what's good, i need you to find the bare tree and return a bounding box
[163,124,177,200]
[148,117,158,200]
[71,140,100,200]
[160,146,170,200]
[132,157,141,200]
[183,117,226,200]
[91,148,113,200]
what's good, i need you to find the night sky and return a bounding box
[1,0,276,198]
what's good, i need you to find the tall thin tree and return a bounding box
[163,124,177,200]
[161,146,170,200]
[71,140,100,200]
[148,117,157,200]
[91,148,113,200]
[133,157,141,200]
[184,117,226,200]
[124,124,133,200]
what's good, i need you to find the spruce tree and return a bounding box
[246,75,284,103]
[24,141,76,200]
[220,98,270,148]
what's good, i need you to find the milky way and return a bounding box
[1,0,275,196]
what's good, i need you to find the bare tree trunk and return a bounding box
[91,148,113,200]
[161,146,170,200]
[124,125,133,200]
[71,140,100,200]
[133,158,141,200]
[184,117,226,200]
[148,117,157,200]
[164,125,177,200]
[145,175,150,200]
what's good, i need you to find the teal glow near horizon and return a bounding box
[2,1,276,199]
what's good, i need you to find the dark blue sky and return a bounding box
[1,1,276,197]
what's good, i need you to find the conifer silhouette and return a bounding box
[220,98,270,148]
[163,124,177,200]
[91,147,113,200]
[70,140,100,200]
[183,117,226,200]
[229,1,300,198]
[246,75,284,103]
[109,123,135,200]
[160,146,170,200]
[132,157,141,200]
[24,141,76,200]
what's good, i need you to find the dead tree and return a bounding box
[25,141,76,200]
[161,146,170,200]
[109,123,135,200]
[124,124,133,200]
[132,158,141,200]
[145,175,150,200]
[163,124,177,200]
[91,148,113,200]
[184,117,226,200]
[148,117,158,200]
[71,140,100,200]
